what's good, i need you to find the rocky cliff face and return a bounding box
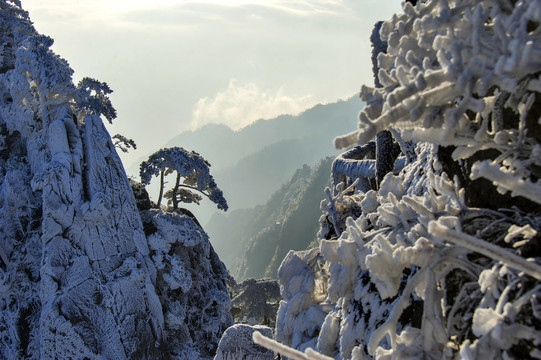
[0,2,231,359]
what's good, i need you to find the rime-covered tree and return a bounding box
[268,1,541,359]
[112,134,137,153]
[140,146,228,211]
[75,77,117,123]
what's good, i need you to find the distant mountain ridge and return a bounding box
[162,96,361,172]
[126,96,363,232]
[214,136,331,209]
[154,96,363,224]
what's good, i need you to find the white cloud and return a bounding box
[191,80,315,130]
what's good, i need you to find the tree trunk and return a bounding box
[157,169,165,208]
[172,173,181,210]
[375,130,396,188]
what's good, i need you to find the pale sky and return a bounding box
[22,0,402,172]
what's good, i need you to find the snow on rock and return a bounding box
[275,248,328,354]
[0,2,232,359]
[214,324,274,360]
[274,1,541,359]
[142,208,233,358]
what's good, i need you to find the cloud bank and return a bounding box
[191,80,315,130]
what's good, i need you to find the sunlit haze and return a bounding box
[22,0,402,173]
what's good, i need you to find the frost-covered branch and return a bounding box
[253,331,333,360]
[164,187,202,207]
[331,142,375,192]
[334,0,541,208]
[331,142,406,194]
[112,134,137,153]
[75,77,116,123]
[429,221,541,281]
[471,160,541,205]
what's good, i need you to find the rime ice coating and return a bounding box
[274,1,541,359]
[335,0,541,200]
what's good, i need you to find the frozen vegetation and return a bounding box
[0,1,231,358]
[140,147,228,212]
[264,0,541,359]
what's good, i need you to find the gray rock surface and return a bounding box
[214,324,274,360]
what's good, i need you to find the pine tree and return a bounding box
[140,147,228,211]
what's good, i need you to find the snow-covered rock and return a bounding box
[0,2,232,359]
[142,209,233,359]
[214,324,274,360]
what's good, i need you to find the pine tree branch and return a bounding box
[429,221,541,281]
[178,184,211,200]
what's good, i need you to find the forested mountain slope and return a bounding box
[206,157,334,280]
[214,137,336,210]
